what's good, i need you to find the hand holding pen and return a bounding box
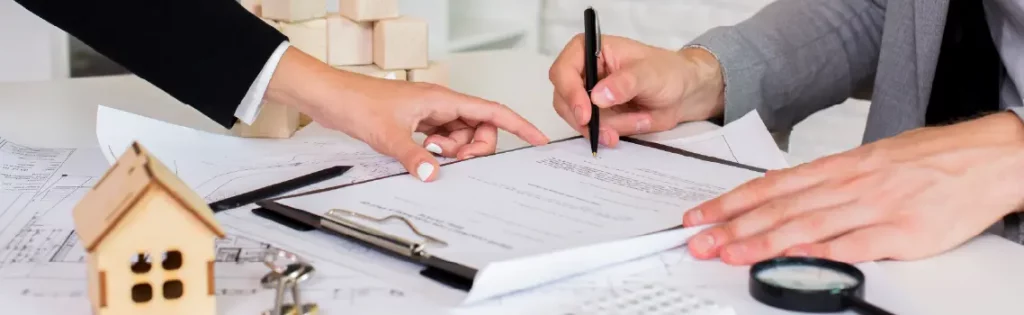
[548,9,728,151]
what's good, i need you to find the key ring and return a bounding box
[263,248,300,274]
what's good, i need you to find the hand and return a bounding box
[548,35,725,147]
[681,112,1024,265]
[267,48,550,181]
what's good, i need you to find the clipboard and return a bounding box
[254,136,767,292]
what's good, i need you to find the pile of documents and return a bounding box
[0,105,914,314]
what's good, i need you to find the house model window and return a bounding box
[72,142,225,315]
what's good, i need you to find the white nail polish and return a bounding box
[416,162,434,182]
[636,119,651,133]
[425,143,442,154]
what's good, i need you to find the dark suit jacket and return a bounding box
[14,0,288,128]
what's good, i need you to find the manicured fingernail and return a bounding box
[463,155,475,160]
[598,130,609,146]
[425,143,442,155]
[691,234,716,253]
[636,118,651,133]
[687,209,703,225]
[600,86,615,103]
[416,162,434,182]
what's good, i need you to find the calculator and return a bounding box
[566,283,736,315]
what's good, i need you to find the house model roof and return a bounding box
[72,142,225,252]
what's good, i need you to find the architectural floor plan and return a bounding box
[0,137,435,314]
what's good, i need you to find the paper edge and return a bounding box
[461,224,716,305]
[95,105,121,165]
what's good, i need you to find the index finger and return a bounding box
[683,167,827,227]
[549,34,593,125]
[451,93,550,146]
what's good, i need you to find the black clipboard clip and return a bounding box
[253,201,477,291]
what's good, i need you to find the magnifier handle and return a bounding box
[844,294,896,315]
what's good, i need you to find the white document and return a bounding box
[458,251,921,315]
[638,110,790,171]
[276,135,765,304]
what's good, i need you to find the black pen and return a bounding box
[208,165,352,212]
[584,7,601,158]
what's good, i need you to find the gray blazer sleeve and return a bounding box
[687,0,887,132]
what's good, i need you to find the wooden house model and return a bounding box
[72,142,225,315]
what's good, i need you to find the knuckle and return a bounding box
[854,199,888,222]
[743,181,774,203]
[802,212,831,231]
[764,200,793,223]
[570,33,585,44]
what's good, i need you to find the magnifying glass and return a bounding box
[749,257,896,315]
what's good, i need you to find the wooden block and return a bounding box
[372,16,428,70]
[299,114,313,127]
[231,102,301,138]
[338,64,407,80]
[338,0,399,22]
[261,0,326,22]
[241,0,262,16]
[261,18,282,31]
[407,61,449,87]
[327,15,373,66]
[281,19,328,62]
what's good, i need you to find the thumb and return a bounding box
[368,129,441,182]
[590,61,655,108]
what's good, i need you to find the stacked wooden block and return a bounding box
[232,0,450,138]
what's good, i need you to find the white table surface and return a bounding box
[2,50,1022,314]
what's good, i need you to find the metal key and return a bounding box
[261,262,317,315]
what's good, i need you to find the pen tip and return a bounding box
[592,152,597,158]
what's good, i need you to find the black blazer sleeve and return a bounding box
[14,0,289,128]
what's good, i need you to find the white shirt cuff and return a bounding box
[235,41,291,125]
